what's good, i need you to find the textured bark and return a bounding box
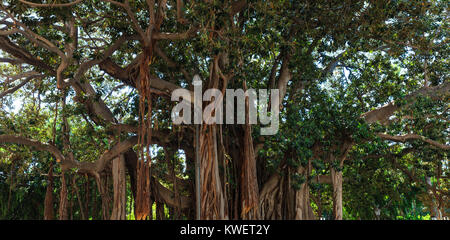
[135,158,151,220]
[0,135,138,175]
[259,173,280,219]
[111,155,127,220]
[258,144,318,220]
[72,176,86,220]
[329,141,352,220]
[330,167,343,220]
[200,125,227,219]
[17,0,83,8]
[44,163,54,220]
[294,182,314,220]
[84,174,90,219]
[0,74,42,98]
[134,43,155,221]
[99,57,194,104]
[0,36,55,74]
[362,81,450,124]
[58,173,69,220]
[156,201,166,220]
[377,133,449,150]
[95,174,111,220]
[152,177,192,209]
[294,162,315,220]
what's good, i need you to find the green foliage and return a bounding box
[0,0,448,220]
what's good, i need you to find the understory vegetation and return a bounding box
[0,0,448,220]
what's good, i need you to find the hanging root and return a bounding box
[135,45,154,220]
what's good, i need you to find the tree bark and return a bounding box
[330,166,343,220]
[111,155,127,220]
[329,141,352,220]
[294,163,315,220]
[44,162,54,220]
[200,125,227,219]
[95,174,111,220]
[58,172,69,220]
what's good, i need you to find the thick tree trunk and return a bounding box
[156,201,166,220]
[124,149,138,217]
[58,172,69,220]
[240,124,260,219]
[111,155,126,220]
[200,125,227,219]
[329,141,352,220]
[44,163,54,220]
[294,167,315,220]
[330,167,343,220]
[135,157,151,220]
[259,168,315,220]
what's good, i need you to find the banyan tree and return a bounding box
[0,0,448,220]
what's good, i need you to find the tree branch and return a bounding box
[277,54,292,104]
[99,57,194,104]
[377,133,450,150]
[153,176,191,209]
[0,74,43,98]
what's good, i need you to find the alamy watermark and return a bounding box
[171,75,280,135]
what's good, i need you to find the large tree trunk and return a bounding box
[200,125,227,219]
[330,166,343,220]
[294,164,315,220]
[111,155,126,220]
[44,162,54,220]
[259,168,315,220]
[58,172,69,220]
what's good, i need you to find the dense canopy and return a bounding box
[0,0,448,220]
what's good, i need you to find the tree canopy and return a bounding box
[0,0,448,220]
